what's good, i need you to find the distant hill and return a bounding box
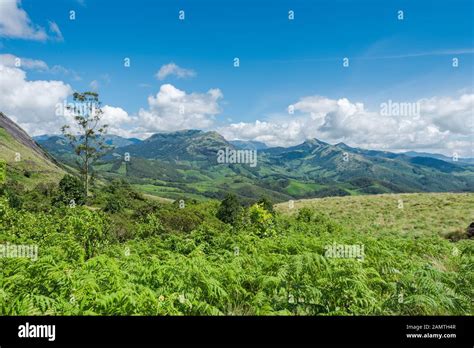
[114,129,229,162]
[402,151,474,165]
[104,134,142,148]
[229,140,268,150]
[0,112,65,187]
[33,128,474,202]
[35,133,143,168]
[34,134,142,159]
[101,130,474,202]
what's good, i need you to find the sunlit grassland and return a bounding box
[275,192,474,238]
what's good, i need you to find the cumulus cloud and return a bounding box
[0,1,65,41]
[98,105,135,137]
[0,0,48,40]
[0,63,72,135]
[156,63,196,80]
[0,63,134,137]
[418,94,474,135]
[102,105,132,125]
[219,94,474,157]
[134,84,222,134]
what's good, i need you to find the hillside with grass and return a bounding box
[276,192,474,239]
[0,112,65,188]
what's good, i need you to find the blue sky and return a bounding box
[0,0,473,155]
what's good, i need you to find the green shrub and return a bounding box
[104,194,126,213]
[158,208,203,233]
[53,175,84,206]
[136,214,165,238]
[216,193,241,225]
[256,196,274,214]
[60,208,109,259]
[296,207,314,222]
[248,203,275,237]
[0,160,6,184]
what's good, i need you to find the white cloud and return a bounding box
[156,63,196,80]
[0,63,72,135]
[0,62,134,137]
[0,1,64,41]
[0,53,81,80]
[101,105,135,137]
[49,65,81,81]
[0,53,48,70]
[0,50,470,157]
[102,105,132,125]
[134,84,223,133]
[0,0,47,41]
[219,94,474,157]
[419,94,474,135]
[48,21,63,41]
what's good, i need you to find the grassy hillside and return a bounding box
[0,127,64,188]
[275,192,474,238]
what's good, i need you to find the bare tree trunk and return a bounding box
[84,135,89,200]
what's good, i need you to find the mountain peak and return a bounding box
[335,142,352,150]
[303,138,328,147]
[115,128,231,162]
[149,129,203,138]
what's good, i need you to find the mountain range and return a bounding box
[31,125,474,203]
[1,111,473,202]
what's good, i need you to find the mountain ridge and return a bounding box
[34,130,474,162]
[18,122,474,201]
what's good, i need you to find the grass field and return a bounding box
[275,192,474,238]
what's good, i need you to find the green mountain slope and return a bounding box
[258,140,474,194]
[35,129,474,202]
[115,129,229,161]
[0,112,65,187]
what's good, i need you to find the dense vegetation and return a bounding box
[1,179,472,315]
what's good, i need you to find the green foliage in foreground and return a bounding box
[0,160,5,184]
[0,195,472,316]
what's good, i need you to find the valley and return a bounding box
[34,129,474,204]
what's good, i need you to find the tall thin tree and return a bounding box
[61,92,111,200]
